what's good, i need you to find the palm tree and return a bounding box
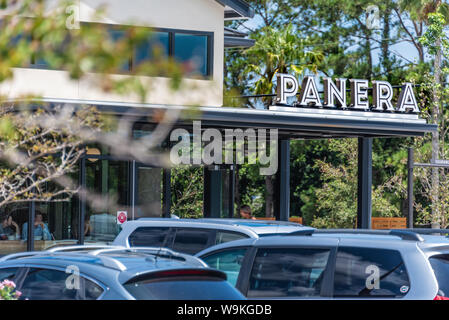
[241,24,323,218]
[244,24,323,108]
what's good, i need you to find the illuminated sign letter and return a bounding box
[397,83,419,113]
[323,78,347,108]
[350,79,369,110]
[372,80,394,111]
[298,76,322,107]
[276,74,298,104]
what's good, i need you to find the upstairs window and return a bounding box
[174,33,210,77]
[134,31,169,66]
[134,30,212,78]
[108,29,132,72]
[24,24,213,79]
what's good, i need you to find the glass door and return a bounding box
[84,158,130,242]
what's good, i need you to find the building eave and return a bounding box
[215,0,254,20]
[31,99,436,139]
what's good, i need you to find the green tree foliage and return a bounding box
[170,167,204,218]
[223,0,446,228]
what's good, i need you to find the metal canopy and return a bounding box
[38,100,435,229]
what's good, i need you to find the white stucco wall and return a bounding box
[0,0,224,107]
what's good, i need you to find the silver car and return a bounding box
[113,218,313,255]
[196,229,449,300]
[0,245,245,300]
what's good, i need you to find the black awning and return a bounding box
[88,103,436,140]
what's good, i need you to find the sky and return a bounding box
[236,8,425,73]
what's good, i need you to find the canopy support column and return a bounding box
[203,166,222,218]
[357,138,372,229]
[278,139,290,221]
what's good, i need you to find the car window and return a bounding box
[124,276,244,300]
[0,268,18,282]
[202,248,248,286]
[19,268,104,300]
[247,247,331,298]
[333,247,410,298]
[429,255,449,298]
[172,228,213,255]
[215,231,249,245]
[128,227,171,247]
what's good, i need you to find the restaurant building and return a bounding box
[0,0,436,254]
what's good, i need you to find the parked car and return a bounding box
[112,218,313,255]
[196,229,449,300]
[0,245,245,300]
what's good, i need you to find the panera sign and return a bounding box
[275,74,419,113]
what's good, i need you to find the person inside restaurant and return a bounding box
[22,211,52,240]
[239,205,256,220]
[0,214,21,240]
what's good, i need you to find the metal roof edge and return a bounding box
[215,0,254,19]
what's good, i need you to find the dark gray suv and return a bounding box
[196,229,449,300]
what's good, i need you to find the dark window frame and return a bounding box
[25,22,214,79]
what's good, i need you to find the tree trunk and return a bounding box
[364,12,373,80]
[431,38,442,229]
[381,7,391,75]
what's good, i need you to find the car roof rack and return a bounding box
[0,251,45,262]
[393,228,449,236]
[47,245,124,253]
[287,229,424,241]
[137,217,304,227]
[0,245,205,271]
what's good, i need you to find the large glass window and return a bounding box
[19,268,104,300]
[0,203,30,255]
[23,23,213,78]
[85,159,130,242]
[109,29,131,72]
[134,31,169,66]
[174,33,209,77]
[202,248,248,286]
[248,247,331,298]
[333,247,410,298]
[136,166,162,218]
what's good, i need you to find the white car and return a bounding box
[112,218,313,255]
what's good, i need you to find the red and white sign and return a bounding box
[117,211,128,225]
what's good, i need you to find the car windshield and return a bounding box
[124,275,245,300]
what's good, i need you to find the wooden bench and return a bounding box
[372,217,407,230]
[256,216,405,229]
[255,217,303,224]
